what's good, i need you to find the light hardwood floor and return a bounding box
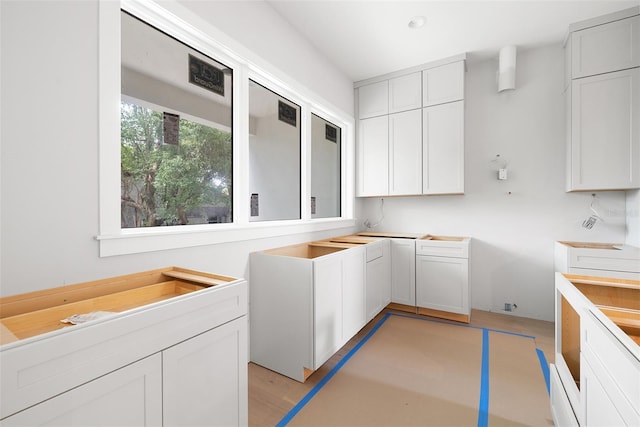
[248,308,555,426]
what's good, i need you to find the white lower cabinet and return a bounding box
[365,239,391,322]
[416,255,469,315]
[2,354,163,427]
[163,317,248,427]
[250,244,366,382]
[581,357,627,427]
[390,238,416,307]
[0,269,248,426]
[415,236,471,322]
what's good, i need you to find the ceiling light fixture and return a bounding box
[408,16,426,29]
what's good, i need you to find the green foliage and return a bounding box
[120,101,232,227]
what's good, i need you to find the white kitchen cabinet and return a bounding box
[423,61,464,107]
[365,239,391,322]
[554,273,640,426]
[565,7,640,192]
[415,236,471,322]
[2,354,162,427]
[570,14,640,79]
[581,357,627,426]
[355,55,465,198]
[390,238,417,308]
[250,243,366,382]
[358,80,388,119]
[389,72,422,113]
[568,67,639,191]
[357,115,388,197]
[163,317,248,427]
[389,109,422,195]
[0,267,248,425]
[554,241,640,280]
[423,101,465,194]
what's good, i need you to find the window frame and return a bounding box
[97,0,354,257]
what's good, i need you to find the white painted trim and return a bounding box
[98,0,355,257]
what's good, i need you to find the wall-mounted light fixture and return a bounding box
[498,45,517,92]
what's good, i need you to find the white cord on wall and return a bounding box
[364,198,385,229]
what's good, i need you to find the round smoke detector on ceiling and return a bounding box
[408,16,427,29]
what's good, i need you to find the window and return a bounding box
[121,11,233,228]
[98,1,355,256]
[311,114,341,218]
[248,80,301,221]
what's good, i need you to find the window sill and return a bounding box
[97,218,357,257]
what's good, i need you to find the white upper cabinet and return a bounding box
[569,68,639,191]
[389,109,423,195]
[423,101,465,194]
[355,55,466,198]
[357,115,389,197]
[571,14,640,79]
[423,61,465,107]
[389,72,422,113]
[358,80,389,119]
[565,7,640,191]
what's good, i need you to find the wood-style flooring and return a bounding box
[248,308,555,427]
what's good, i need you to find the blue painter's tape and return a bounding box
[276,312,391,427]
[536,348,551,395]
[477,328,490,427]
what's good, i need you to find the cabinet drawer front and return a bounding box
[415,240,469,258]
[569,249,640,274]
[0,280,247,419]
[571,15,640,79]
[582,310,640,415]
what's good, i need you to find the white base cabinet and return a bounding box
[0,268,248,426]
[2,354,163,427]
[415,237,471,322]
[390,238,416,307]
[365,239,391,322]
[250,244,366,382]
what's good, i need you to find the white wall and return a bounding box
[0,0,355,297]
[356,45,627,322]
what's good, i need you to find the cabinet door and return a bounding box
[390,239,416,306]
[342,247,366,341]
[423,61,464,107]
[314,255,343,368]
[2,355,162,426]
[365,241,391,322]
[416,255,469,315]
[389,109,422,195]
[163,316,248,427]
[581,358,627,427]
[569,67,639,190]
[389,72,422,113]
[423,101,464,194]
[357,116,389,196]
[358,80,388,119]
[571,15,640,79]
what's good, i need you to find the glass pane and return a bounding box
[248,80,301,221]
[120,12,232,228]
[311,114,341,218]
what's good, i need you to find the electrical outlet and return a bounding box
[504,303,512,312]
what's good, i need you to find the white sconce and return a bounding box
[498,45,517,92]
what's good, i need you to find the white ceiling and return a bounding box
[265,0,639,82]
